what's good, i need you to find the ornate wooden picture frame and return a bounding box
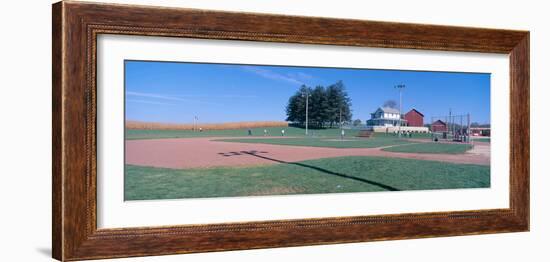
[52,1,529,261]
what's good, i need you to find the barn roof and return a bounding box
[432,119,447,125]
[406,108,424,117]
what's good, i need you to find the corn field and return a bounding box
[126,121,289,130]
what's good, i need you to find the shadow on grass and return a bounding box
[219,150,399,191]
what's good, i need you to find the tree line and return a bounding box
[285,81,352,129]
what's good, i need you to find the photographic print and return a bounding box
[124,61,491,201]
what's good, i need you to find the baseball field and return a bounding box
[125,126,490,200]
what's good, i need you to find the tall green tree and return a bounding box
[309,85,329,128]
[383,99,398,109]
[285,85,310,125]
[325,81,352,127]
[285,81,352,128]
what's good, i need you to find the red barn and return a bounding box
[404,109,424,127]
[431,120,447,132]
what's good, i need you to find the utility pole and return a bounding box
[193,116,198,131]
[449,108,452,136]
[339,106,345,140]
[302,91,311,136]
[339,107,342,130]
[395,84,406,138]
[467,113,471,144]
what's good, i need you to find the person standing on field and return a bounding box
[281,129,285,136]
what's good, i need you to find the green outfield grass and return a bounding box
[382,142,472,154]
[126,127,360,140]
[125,156,490,200]
[473,137,491,143]
[215,136,411,148]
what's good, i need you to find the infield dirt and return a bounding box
[125,137,490,169]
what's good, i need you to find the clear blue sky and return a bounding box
[125,60,490,124]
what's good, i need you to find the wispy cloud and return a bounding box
[127,91,193,102]
[287,72,314,81]
[220,94,258,98]
[126,91,224,106]
[175,94,258,99]
[242,66,305,86]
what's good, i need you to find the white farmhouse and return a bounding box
[366,107,405,127]
[366,106,429,133]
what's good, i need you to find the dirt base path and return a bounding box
[125,137,490,169]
